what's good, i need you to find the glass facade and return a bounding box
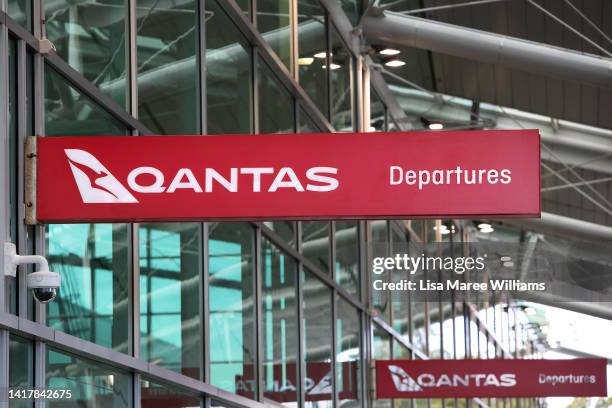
[0,2,544,408]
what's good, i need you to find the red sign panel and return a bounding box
[376,359,607,398]
[35,130,540,223]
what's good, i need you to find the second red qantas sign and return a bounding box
[35,130,540,223]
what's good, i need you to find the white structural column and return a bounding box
[361,9,612,90]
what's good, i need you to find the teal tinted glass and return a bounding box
[258,60,295,133]
[9,335,33,408]
[298,0,329,117]
[330,28,353,131]
[206,0,252,134]
[137,0,198,134]
[261,238,298,403]
[44,64,127,135]
[208,222,257,398]
[8,0,32,31]
[45,0,127,106]
[257,0,292,70]
[302,221,330,274]
[141,378,200,407]
[139,223,201,379]
[46,347,131,407]
[303,270,333,407]
[336,297,361,405]
[335,221,359,299]
[47,224,130,352]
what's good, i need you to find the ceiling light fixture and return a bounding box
[379,48,400,56]
[298,57,314,66]
[428,123,443,130]
[384,59,406,67]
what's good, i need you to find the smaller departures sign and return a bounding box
[32,130,540,223]
[375,359,607,398]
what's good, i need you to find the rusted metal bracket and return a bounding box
[25,136,37,225]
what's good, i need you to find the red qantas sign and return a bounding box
[35,130,540,223]
[376,359,607,398]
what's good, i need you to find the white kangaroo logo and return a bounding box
[65,149,138,203]
[388,365,423,392]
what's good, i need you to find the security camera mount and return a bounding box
[4,242,50,277]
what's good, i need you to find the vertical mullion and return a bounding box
[198,0,206,134]
[254,225,264,402]
[0,23,9,314]
[331,285,338,408]
[296,222,305,408]
[15,39,28,318]
[326,14,332,122]
[128,0,138,121]
[252,50,259,134]
[202,222,210,383]
[132,221,141,408]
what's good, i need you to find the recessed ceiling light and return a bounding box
[500,256,512,262]
[480,227,494,233]
[322,63,341,70]
[298,57,314,66]
[314,51,328,59]
[477,223,491,229]
[429,123,443,130]
[379,48,400,56]
[384,59,406,67]
[368,126,377,132]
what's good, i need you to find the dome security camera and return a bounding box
[27,270,61,303]
[4,242,61,304]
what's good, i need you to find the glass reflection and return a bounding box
[371,221,390,322]
[335,221,359,298]
[140,223,201,379]
[330,28,353,131]
[141,378,200,407]
[336,297,361,406]
[263,221,296,247]
[137,0,198,134]
[302,221,330,274]
[47,224,130,353]
[370,87,387,132]
[45,0,127,106]
[9,336,33,408]
[298,0,329,117]
[46,348,131,408]
[8,0,32,30]
[259,60,295,134]
[372,324,391,408]
[207,0,252,134]
[303,270,333,407]
[44,65,126,135]
[209,222,257,399]
[257,0,292,69]
[261,239,298,404]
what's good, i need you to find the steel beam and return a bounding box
[509,211,612,241]
[362,10,612,89]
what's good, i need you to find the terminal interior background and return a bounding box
[1,0,612,407]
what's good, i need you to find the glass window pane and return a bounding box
[335,221,359,299]
[46,347,131,408]
[9,336,33,391]
[258,60,295,134]
[137,0,198,134]
[298,0,328,117]
[45,0,127,106]
[257,0,292,70]
[7,38,18,314]
[140,223,201,379]
[370,87,386,132]
[371,221,390,322]
[206,0,252,134]
[372,324,391,408]
[263,221,296,246]
[302,221,330,274]
[141,378,200,407]
[261,238,298,404]
[44,64,127,135]
[336,297,361,406]
[209,222,257,399]
[298,107,322,133]
[46,224,130,353]
[391,228,409,338]
[303,270,333,407]
[330,28,353,131]
[8,0,32,30]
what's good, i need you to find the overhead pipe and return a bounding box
[362,10,612,89]
[509,212,612,242]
